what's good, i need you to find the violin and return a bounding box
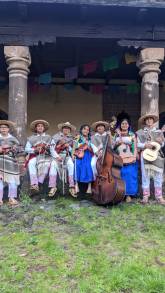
[92,134,125,205]
[33,143,50,154]
[0,145,15,155]
[55,139,73,154]
[24,143,50,169]
[74,143,93,158]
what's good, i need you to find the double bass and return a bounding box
[92,134,125,205]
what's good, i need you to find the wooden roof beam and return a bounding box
[2,1,165,9]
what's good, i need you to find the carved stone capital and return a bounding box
[137,48,164,118]
[4,46,31,78]
[139,48,164,62]
[137,48,164,84]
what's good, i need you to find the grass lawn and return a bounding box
[0,196,165,293]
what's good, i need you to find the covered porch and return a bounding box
[0,0,164,142]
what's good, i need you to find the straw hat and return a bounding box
[30,119,49,132]
[58,121,76,133]
[0,120,16,131]
[138,114,159,127]
[91,121,109,132]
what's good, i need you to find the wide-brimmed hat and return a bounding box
[138,114,159,127]
[0,120,16,131]
[30,119,49,132]
[58,121,76,132]
[91,121,109,131]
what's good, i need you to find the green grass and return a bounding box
[0,197,165,293]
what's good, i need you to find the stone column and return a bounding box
[4,46,31,144]
[137,48,164,120]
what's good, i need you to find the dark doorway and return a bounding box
[0,109,8,120]
[159,111,165,129]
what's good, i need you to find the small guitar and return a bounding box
[143,142,161,162]
[117,144,136,164]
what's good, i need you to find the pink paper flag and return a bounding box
[83,60,98,76]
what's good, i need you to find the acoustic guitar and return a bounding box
[117,144,136,165]
[143,142,161,162]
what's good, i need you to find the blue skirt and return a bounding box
[74,150,94,183]
[121,162,138,196]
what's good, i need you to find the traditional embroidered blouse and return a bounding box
[113,131,136,157]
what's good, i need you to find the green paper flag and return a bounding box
[127,83,140,94]
[103,56,119,71]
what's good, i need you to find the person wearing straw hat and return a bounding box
[91,120,110,179]
[0,120,21,206]
[50,122,76,197]
[25,119,55,195]
[137,114,165,205]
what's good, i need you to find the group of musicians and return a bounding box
[0,111,164,207]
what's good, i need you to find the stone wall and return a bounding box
[0,85,102,135]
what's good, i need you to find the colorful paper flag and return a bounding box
[83,60,98,76]
[38,72,52,84]
[64,66,78,80]
[127,83,140,94]
[125,53,137,65]
[103,55,119,72]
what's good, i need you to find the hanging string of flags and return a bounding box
[29,52,139,94]
[0,51,155,95]
[63,52,137,81]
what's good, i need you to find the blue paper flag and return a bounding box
[38,72,52,84]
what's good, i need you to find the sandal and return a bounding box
[69,187,77,198]
[156,198,165,205]
[30,185,39,194]
[48,187,57,197]
[126,196,132,203]
[86,183,92,194]
[140,196,149,205]
[8,198,19,207]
